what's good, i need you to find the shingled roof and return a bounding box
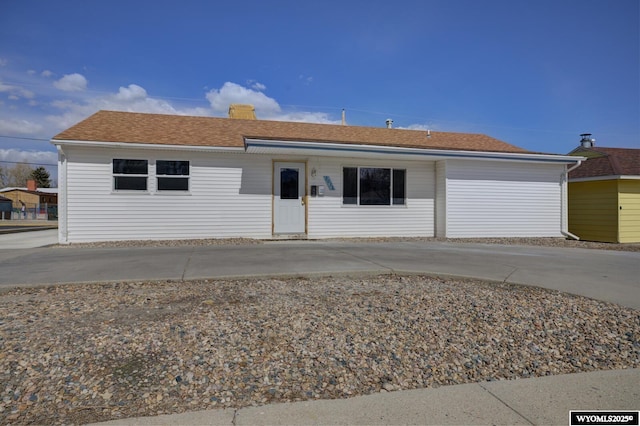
[52,110,528,153]
[569,147,640,179]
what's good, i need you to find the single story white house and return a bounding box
[51,108,583,244]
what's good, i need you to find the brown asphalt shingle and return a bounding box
[52,110,528,153]
[569,147,640,179]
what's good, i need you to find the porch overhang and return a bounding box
[244,138,583,164]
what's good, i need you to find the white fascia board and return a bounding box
[244,138,584,164]
[569,175,640,183]
[51,139,245,153]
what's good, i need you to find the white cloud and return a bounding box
[0,149,57,165]
[276,111,341,124]
[41,70,53,78]
[299,75,313,85]
[398,123,431,131]
[0,118,43,135]
[0,58,7,67]
[206,82,281,117]
[46,83,210,131]
[53,73,88,92]
[248,80,266,91]
[27,70,36,76]
[114,84,148,102]
[0,82,35,100]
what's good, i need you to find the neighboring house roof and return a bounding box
[0,187,58,196]
[52,110,529,154]
[569,147,640,179]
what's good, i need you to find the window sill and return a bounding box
[154,191,192,196]
[111,190,150,194]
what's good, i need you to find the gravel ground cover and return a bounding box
[1,275,638,425]
[55,236,640,252]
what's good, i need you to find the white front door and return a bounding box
[273,162,306,234]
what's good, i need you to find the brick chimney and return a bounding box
[27,179,37,191]
[228,104,256,119]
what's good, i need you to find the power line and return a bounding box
[0,135,51,141]
[0,160,57,167]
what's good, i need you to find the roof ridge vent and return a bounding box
[228,104,256,120]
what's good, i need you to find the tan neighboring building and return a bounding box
[0,180,58,219]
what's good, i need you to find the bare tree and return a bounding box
[5,163,35,187]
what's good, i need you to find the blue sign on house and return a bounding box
[323,175,335,191]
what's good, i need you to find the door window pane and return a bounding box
[280,168,299,199]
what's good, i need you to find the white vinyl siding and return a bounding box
[60,145,568,243]
[307,158,434,238]
[64,147,272,242]
[442,160,564,238]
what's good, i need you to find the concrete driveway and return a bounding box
[0,239,638,310]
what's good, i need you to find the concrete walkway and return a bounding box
[0,238,638,309]
[95,368,639,425]
[0,228,58,248]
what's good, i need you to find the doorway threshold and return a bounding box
[270,234,308,240]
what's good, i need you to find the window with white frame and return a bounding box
[343,167,406,205]
[113,159,148,191]
[157,160,190,191]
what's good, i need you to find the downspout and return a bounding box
[55,144,68,244]
[561,160,582,240]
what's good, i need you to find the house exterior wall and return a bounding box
[618,179,640,243]
[58,145,570,243]
[442,160,564,238]
[306,157,434,238]
[568,180,618,243]
[60,147,435,242]
[61,146,273,242]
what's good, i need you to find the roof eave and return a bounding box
[244,138,584,164]
[569,175,640,182]
[51,139,245,153]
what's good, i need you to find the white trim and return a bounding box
[52,139,245,153]
[245,138,584,164]
[569,175,640,183]
[56,145,68,244]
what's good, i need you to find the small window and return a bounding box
[342,167,406,206]
[157,160,189,191]
[113,159,148,191]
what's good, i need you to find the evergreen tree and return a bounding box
[30,166,51,188]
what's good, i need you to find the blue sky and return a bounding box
[1,0,638,183]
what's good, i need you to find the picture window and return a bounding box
[343,167,406,206]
